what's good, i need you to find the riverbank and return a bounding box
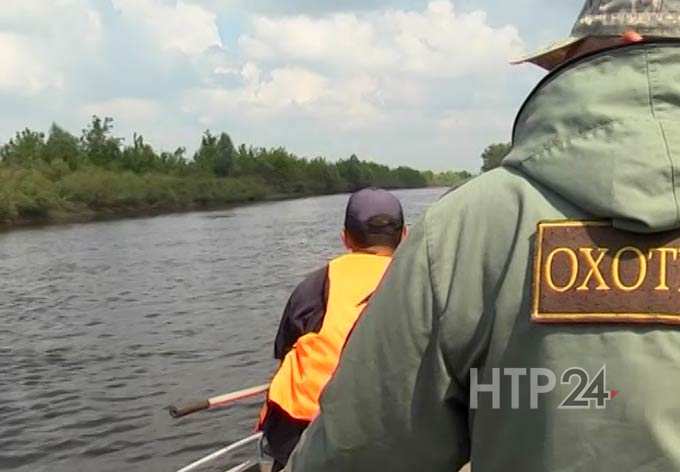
[0,118,472,231]
[0,166,461,231]
[0,166,265,230]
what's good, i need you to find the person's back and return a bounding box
[285,2,680,471]
[267,252,392,421]
[259,187,407,471]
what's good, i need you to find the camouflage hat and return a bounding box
[513,0,680,69]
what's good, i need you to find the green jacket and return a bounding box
[287,43,680,471]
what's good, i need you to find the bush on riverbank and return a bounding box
[0,165,268,223]
[0,118,472,226]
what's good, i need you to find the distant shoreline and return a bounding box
[0,185,451,233]
[1,117,472,233]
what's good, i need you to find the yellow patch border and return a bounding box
[532,220,680,325]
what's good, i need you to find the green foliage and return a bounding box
[194,131,234,177]
[481,142,512,173]
[56,168,266,210]
[424,170,473,188]
[0,116,473,226]
[159,148,188,174]
[393,166,427,188]
[306,157,345,194]
[58,168,137,208]
[0,129,46,166]
[121,134,163,174]
[0,167,63,220]
[337,154,368,191]
[44,125,83,169]
[81,116,123,166]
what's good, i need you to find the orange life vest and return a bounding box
[264,253,392,422]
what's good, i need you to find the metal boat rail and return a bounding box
[175,432,271,472]
[171,385,271,472]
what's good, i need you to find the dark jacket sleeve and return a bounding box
[274,266,329,360]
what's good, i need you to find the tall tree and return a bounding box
[194,131,235,177]
[121,134,160,173]
[481,142,512,172]
[337,154,367,191]
[44,124,81,168]
[0,129,46,165]
[81,116,122,166]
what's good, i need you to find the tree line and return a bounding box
[0,117,472,225]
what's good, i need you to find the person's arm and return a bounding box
[286,217,470,472]
[274,266,329,360]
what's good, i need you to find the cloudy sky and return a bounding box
[0,0,583,171]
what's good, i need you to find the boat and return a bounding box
[170,385,472,472]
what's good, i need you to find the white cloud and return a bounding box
[0,0,103,45]
[183,0,525,157]
[112,0,222,56]
[0,33,63,95]
[0,0,102,96]
[239,1,522,78]
[387,1,522,77]
[183,65,383,130]
[183,66,331,122]
[240,14,396,70]
[189,0,415,16]
[80,98,162,123]
[254,67,329,108]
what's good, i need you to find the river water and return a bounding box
[0,188,447,472]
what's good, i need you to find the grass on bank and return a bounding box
[0,165,268,224]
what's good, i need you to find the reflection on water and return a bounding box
[0,188,446,472]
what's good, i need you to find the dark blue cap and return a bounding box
[344,187,404,235]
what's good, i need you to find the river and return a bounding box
[0,188,448,472]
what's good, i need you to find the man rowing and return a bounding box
[258,188,407,471]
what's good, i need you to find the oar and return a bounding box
[169,384,269,418]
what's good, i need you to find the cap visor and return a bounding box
[511,36,583,69]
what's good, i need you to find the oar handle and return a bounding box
[169,399,210,418]
[169,384,270,419]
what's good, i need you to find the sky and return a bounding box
[0,0,584,171]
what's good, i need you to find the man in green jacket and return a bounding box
[285,1,680,471]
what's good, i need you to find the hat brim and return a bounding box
[511,36,584,70]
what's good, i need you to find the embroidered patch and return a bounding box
[532,221,680,325]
